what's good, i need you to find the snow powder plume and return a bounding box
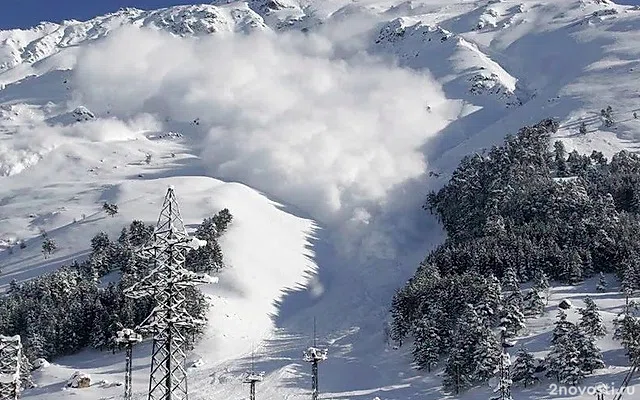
[71,25,459,259]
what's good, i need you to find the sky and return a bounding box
[0,0,200,29]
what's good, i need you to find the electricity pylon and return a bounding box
[0,335,22,400]
[243,350,264,400]
[115,328,143,400]
[124,186,214,400]
[303,318,327,400]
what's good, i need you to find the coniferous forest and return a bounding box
[391,119,640,391]
[0,209,232,361]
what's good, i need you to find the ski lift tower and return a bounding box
[115,328,143,400]
[303,319,328,400]
[0,335,22,400]
[124,186,215,400]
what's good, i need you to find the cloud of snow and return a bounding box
[71,26,457,259]
[0,113,155,176]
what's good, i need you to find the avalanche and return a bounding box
[0,0,640,399]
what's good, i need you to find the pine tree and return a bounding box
[473,330,501,382]
[613,310,640,363]
[412,316,440,372]
[212,208,233,235]
[574,326,604,374]
[41,237,57,259]
[477,274,503,326]
[601,105,614,127]
[90,299,112,350]
[443,305,501,393]
[621,261,640,295]
[579,296,606,338]
[554,141,568,176]
[579,121,587,135]
[128,220,153,247]
[19,353,34,390]
[103,202,118,217]
[23,328,46,360]
[511,347,539,387]
[551,310,572,345]
[523,289,545,317]
[560,249,583,285]
[546,321,602,384]
[443,345,468,394]
[112,228,135,273]
[502,267,520,293]
[545,326,584,384]
[493,348,513,400]
[389,289,411,347]
[89,232,113,277]
[502,267,524,310]
[596,272,608,292]
[500,303,526,337]
[533,270,550,305]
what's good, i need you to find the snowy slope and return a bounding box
[1,0,640,399]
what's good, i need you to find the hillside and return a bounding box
[1,0,640,399]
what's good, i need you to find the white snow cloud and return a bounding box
[71,25,457,258]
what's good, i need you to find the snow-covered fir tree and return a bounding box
[613,303,640,363]
[551,310,573,345]
[476,274,503,326]
[88,232,113,277]
[574,327,605,374]
[492,349,513,400]
[533,270,550,305]
[511,347,539,387]
[500,303,526,338]
[128,220,154,247]
[502,267,521,297]
[579,121,587,135]
[443,305,501,393]
[621,262,640,295]
[412,316,440,372]
[499,267,525,336]
[601,105,614,127]
[443,345,469,394]
[390,290,412,347]
[554,140,568,177]
[523,289,545,317]
[561,250,583,285]
[596,272,608,292]
[546,321,603,384]
[103,202,118,217]
[579,296,606,338]
[545,326,584,384]
[41,237,56,259]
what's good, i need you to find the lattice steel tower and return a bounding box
[0,335,22,400]
[124,186,211,400]
[242,351,264,400]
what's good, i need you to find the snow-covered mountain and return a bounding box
[1,0,640,399]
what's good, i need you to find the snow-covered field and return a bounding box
[2,0,640,399]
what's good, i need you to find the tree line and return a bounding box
[0,209,232,361]
[391,118,640,393]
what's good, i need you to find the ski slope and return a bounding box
[1,0,640,399]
